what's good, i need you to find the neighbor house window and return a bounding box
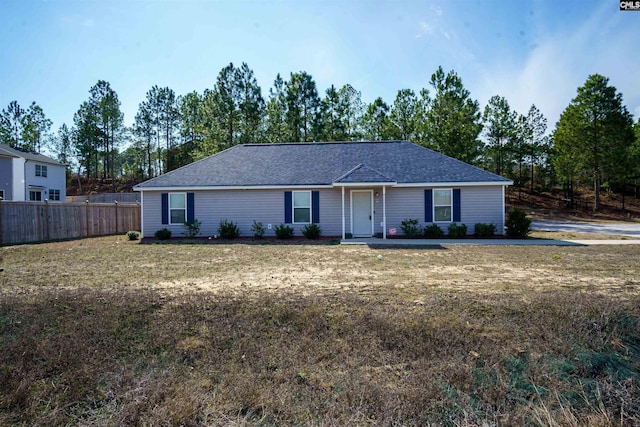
[169,193,186,224]
[49,189,60,201]
[35,164,47,177]
[293,191,311,224]
[29,191,42,201]
[433,189,452,222]
[0,190,4,200]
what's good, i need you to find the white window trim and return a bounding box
[169,192,187,225]
[433,188,453,223]
[292,190,312,224]
[35,164,48,177]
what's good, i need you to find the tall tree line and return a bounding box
[11,63,639,210]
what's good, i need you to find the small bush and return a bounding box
[400,218,422,238]
[506,208,531,238]
[126,230,139,241]
[154,228,172,240]
[182,219,201,237]
[218,219,240,239]
[251,220,265,239]
[423,224,444,238]
[274,224,294,239]
[447,223,468,238]
[302,223,321,240]
[474,223,496,238]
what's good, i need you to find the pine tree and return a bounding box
[553,74,635,211]
[424,66,483,164]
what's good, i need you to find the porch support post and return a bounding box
[382,186,387,239]
[341,186,345,240]
[501,185,506,235]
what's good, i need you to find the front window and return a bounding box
[169,193,186,224]
[433,189,452,222]
[35,164,48,177]
[293,191,311,224]
[49,189,60,201]
[29,190,42,201]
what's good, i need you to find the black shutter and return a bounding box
[424,189,433,222]
[284,191,292,223]
[161,193,168,224]
[311,191,320,224]
[453,189,461,222]
[187,192,195,223]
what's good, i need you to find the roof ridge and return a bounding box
[242,140,406,147]
[332,163,363,182]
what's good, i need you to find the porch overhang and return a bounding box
[338,181,394,240]
[332,181,397,187]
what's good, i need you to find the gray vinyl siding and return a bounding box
[140,185,505,238]
[383,186,504,236]
[384,188,425,235]
[142,189,345,238]
[460,186,504,234]
[0,157,12,200]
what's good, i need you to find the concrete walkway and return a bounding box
[341,238,640,247]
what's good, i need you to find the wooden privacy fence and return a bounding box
[0,201,141,245]
[67,193,140,203]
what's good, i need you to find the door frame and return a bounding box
[350,189,374,237]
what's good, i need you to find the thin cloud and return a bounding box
[475,3,640,129]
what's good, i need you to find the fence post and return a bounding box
[85,199,90,237]
[44,199,50,241]
[115,200,118,235]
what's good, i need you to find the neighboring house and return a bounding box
[134,141,512,239]
[0,144,67,202]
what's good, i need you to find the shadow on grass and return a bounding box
[367,243,447,250]
[140,237,342,246]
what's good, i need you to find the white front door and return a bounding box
[351,190,373,237]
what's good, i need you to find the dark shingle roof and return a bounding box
[135,141,510,189]
[334,164,396,183]
[0,144,65,166]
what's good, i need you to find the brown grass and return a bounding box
[0,236,639,425]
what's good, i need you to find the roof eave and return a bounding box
[394,181,513,187]
[332,181,397,187]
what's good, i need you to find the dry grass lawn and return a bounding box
[1,236,639,425]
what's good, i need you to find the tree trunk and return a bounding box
[594,175,600,212]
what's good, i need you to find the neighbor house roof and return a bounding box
[134,141,511,189]
[0,144,65,166]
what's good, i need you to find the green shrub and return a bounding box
[505,208,531,238]
[126,230,139,241]
[154,228,172,240]
[274,224,294,239]
[447,223,468,238]
[400,218,422,238]
[302,223,321,239]
[423,224,444,238]
[474,223,496,238]
[182,219,201,237]
[251,220,265,239]
[218,219,240,239]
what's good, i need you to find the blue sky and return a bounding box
[1,0,639,142]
